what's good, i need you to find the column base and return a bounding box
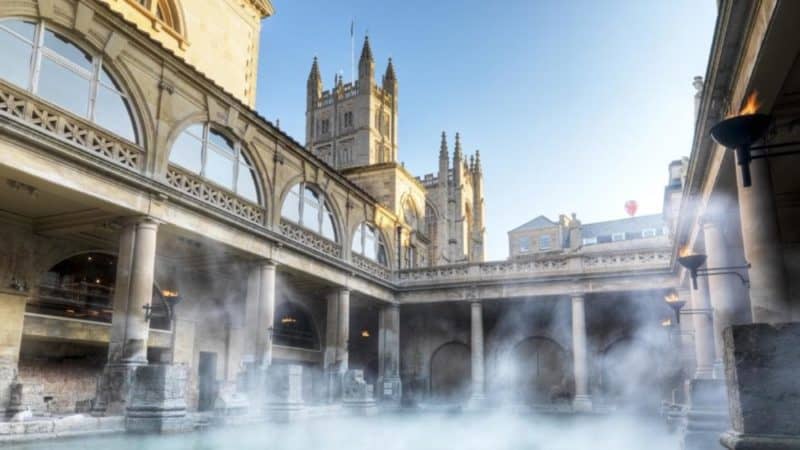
[572,395,593,413]
[680,378,729,450]
[125,364,190,434]
[264,365,306,423]
[721,431,800,450]
[92,362,145,417]
[713,359,726,380]
[377,376,402,406]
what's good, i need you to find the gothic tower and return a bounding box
[305,36,398,170]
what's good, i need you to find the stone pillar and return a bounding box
[468,301,486,404]
[94,217,159,416]
[702,217,749,378]
[377,304,401,404]
[736,157,790,323]
[571,294,592,412]
[690,275,715,379]
[243,260,277,368]
[324,288,349,401]
[125,364,190,433]
[0,290,27,418]
[264,364,305,422]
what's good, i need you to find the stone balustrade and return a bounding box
[279,220,342,259]
[396,249,672,286]
[166,165,265,224]
[0,80,144,172]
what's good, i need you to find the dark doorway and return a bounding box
[198,352,218,412]
[511,337,570,404]
[429,341,471,402]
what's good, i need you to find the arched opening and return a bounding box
[30,252,170,330]
[351,222,389,266]
[169,123,262,204]
[430,341,471,403]
[599,336,662,410]
[402,197,418,230]
[134,0,184,35]
[273,302,320,350]
[280,182,338,242]
[0,19,139,143]
[510,336,570,404]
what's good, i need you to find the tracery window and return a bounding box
[403,199,418,230]
[0,19,138,142]
[352,222,388,266]
[169,123,260,203]
[281,183,338,241]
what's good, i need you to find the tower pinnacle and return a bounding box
[439,131,448,159]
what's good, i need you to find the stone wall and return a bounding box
[17,340,106,414]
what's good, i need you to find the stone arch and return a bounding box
[164,120,269,207]
[0,16,149,150]
[277,179,343,243]
[350,221,391,268]
[429,341,471,402]
[273,300,321,350]
[509,336,570,404]
[31,251,171,330]
[598,335,662,408]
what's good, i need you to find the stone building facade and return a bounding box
[0,0,682,427]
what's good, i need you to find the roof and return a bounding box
[581,214,664,239]
[510,215,557,232]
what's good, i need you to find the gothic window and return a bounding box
[281,183,338,241]
[403,199,418,230]
[0,19,138,142]
[169,123,260,203]
[321,119,330,135]
[352,222,389,266]
[425,204,437,239]
[344,111,354,128]
[404,245,417,269]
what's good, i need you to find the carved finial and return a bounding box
[453,132,462,159]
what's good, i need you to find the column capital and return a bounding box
[121,215,162,227]
[570,291,585,300]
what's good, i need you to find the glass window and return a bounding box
[582,237,598,245]
[38,56,91,116]
[281,183,338,242]
[642,228,657,238]
[518,236,531,252]
[168,123,261,203]
[351,222,387,265]
[612,232,626,242]
[0,20,139,143]
[539,235,551,250]
[352,223,364,254]
[0,22,34,88]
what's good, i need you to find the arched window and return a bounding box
[0,19,138,142]
[352,222,388,266]
[273,302,319,350]
[403,198,418,230]
[281,182,337,241]
[135,0,183,35]
[31,252,170,330]
[169,123,260,204]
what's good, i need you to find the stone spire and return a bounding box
[453,132,463,161]
[382,57,397,95]
[307,56,323,109]
[469,155,475,172]
[308,56,321,83]
[474,150,482,173]
[358,36,375,82]
[439,131,448,159]
[384,58,396,81]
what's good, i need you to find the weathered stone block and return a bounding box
[720,322,800,449]
[125,364,190,433]
[92,364,138,416]
[264,364,305,422]
[342,370,377,416]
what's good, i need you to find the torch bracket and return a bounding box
[696,264,750,288]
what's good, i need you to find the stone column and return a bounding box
[702,217,749,378]
[94,217,159,416]
[0,290,28,418]
[736,157,790,323]
[571,294,592,412]
[690,275,715,379]
[324,288,349,402]
[468,301,486,403]
[377,304,401,403]
[243,260,277,368]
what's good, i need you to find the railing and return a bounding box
[0,80,144,171]
[352,253,392,281]
[166,165,265,224]
[396,249,671,285]
[279,220,342,259]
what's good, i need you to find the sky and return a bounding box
[255,1,718,261]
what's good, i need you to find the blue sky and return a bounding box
[256,1,718,260]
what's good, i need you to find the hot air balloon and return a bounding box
[624,200,638,217]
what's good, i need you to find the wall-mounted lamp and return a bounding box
[664,289,686,324]
[710,93,800,188]
[143,290,182,321]
[677,253,750,290]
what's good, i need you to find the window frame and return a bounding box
[611,232,626,242]
[0,19,140,143]
[642,228,657,238]
[539,234,551,250]
[518,236,532,253]
[352,222,389,267]
[169,123,261,204]
[281,182,338,242]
